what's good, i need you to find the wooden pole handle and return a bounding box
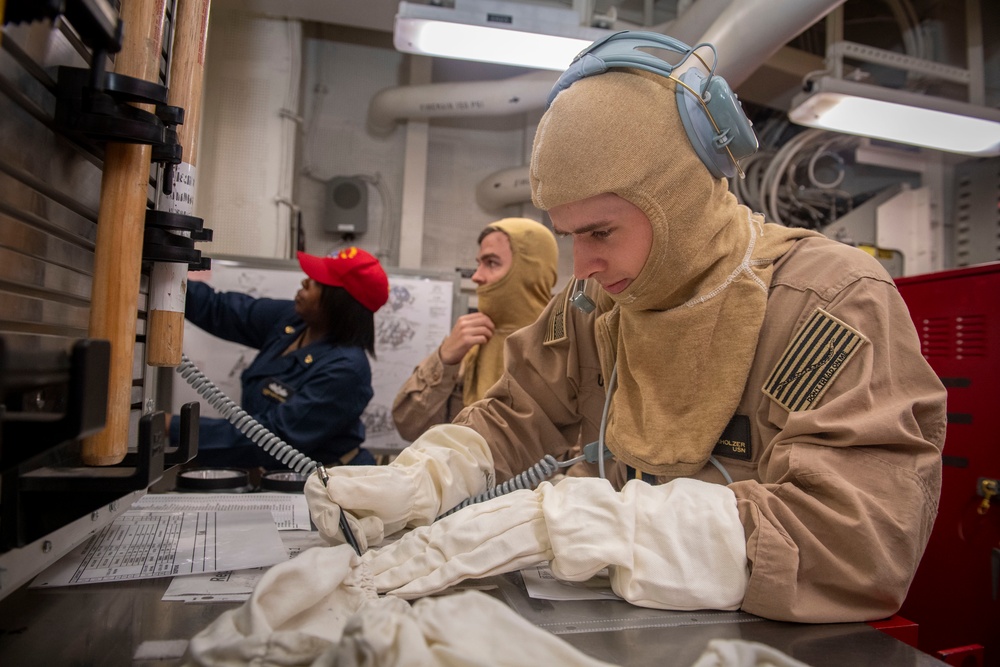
[169,0,211,168]
[146,0,212,368]
[82,0,167,466]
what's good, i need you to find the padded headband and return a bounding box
[547,31,758,179]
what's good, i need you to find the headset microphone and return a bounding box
[569,279,596,313]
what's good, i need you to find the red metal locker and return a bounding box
[896,262,1000,666]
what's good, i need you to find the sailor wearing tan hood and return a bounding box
[392,218,558,441]
[306,32,946,625]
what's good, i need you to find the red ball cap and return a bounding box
[296,248,389,313]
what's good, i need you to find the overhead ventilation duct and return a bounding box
[367,70,558,136]
[476,165,533,210]
[619,0,736,49]
[698,0,846,88]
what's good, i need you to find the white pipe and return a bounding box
[622,0,734,45]
[699,0,846,88]
[398,56,433,269]
[367,70,558,136]
[476,165,533,210]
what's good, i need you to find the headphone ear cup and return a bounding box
[675,69,735,179]
[702,74,759,162]
[675,69,759,179]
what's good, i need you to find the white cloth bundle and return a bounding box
[183,544,615,667]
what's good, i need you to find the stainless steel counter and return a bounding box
[0,560,948,666]
[0,576,238,666]
[490,572,947,666]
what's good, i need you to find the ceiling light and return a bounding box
[394,0,615,71]
[789,76,1000,157]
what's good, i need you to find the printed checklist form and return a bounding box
[130,492,313,530]
[31,509,286,587]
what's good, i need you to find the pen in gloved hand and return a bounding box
[316,465,363,556]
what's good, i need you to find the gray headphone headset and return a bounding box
[547,30,758,179]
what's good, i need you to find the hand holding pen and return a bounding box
[316,465,364,556]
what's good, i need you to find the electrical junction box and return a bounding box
[324,176,368,235]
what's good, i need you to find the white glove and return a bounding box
[304,424,494,546]
[365,476,749,611]
[301,487,381,552]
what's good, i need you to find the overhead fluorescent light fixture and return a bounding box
[394,0,615,71]
[789,77,1000,157]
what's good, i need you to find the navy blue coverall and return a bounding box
[169,280,376,469]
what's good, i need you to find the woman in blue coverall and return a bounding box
[169,247,390,469]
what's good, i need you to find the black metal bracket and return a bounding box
[168,401,200,466]
[54,66,186,196]
[142,210,213,269]
[121,401,200,468]
[55,66,167,141]
[18,412,166,494]
[0,413,166,551]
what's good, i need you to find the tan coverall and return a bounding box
[455,235,947,623]
[392,352,466,442]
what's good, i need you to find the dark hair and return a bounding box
[477,226,508,245]
[315,285,376,358]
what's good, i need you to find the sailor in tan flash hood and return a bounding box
[306,32,946,624]
[462,218,559,405]
[532,67,818,476]
[393,218,558,441]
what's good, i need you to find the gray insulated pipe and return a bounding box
[476,165,533,211]
[367,71,559,136]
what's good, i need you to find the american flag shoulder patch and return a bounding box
[763,308,868,412]
[544,286,570,345]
